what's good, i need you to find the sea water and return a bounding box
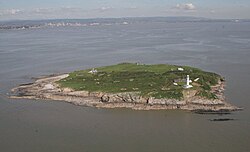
[0,19,250,152]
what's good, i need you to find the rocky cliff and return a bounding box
[10,74,240,111]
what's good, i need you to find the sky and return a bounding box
[0,0,250,20]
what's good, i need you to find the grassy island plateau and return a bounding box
[11,63,240,112]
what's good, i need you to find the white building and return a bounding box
[88,68,98,74]
[183,75,193,89]
[194,78,200,82]
[178,67,184,71]
[173,82,178,86]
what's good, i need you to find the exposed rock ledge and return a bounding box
[10,74,241,111]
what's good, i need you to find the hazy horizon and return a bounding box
[1,16,249,23]
[1,0,250,21]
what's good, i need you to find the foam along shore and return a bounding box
[10,73,240,112]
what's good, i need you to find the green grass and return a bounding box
[196,90,218,99]
[57,63,222,100]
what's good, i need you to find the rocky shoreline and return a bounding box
[10,74,241,112]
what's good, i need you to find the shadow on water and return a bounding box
[209,118,235,122]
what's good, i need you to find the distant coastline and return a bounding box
[1,17,248,30]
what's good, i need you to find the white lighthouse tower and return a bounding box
[183,75,193,89]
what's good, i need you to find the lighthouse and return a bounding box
[183,75,193,89]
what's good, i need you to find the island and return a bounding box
[11,63,241,112]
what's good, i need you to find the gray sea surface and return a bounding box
[0,19,250,152]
